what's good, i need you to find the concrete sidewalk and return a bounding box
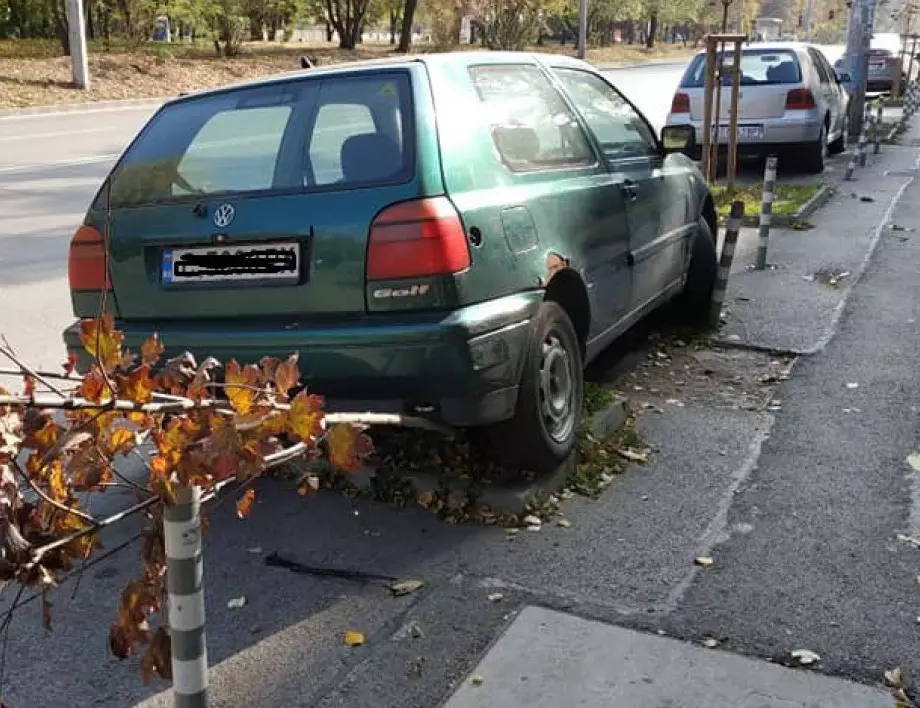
[443,607,891,708]
[715,110,920,354]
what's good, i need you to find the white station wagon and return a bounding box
[665,42,850,173]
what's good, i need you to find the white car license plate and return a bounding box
[161,242,301,285]
[718,124,763,141]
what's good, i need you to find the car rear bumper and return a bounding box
[666,114,823,147]
[62,291,544,427]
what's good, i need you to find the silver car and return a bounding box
[665,42,850,173]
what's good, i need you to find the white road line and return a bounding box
[0,127,114,142]
[0,154,120,174]
[0,102,163,122]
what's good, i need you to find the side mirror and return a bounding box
[661,125,695,154]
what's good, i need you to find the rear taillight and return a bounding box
[785,88,816,110]
[68,224,111,291]
[366,197,470,281]
[671,92,691,114]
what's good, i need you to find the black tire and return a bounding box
[675,216,717,326]
[800,122,827,173]
[492,301,583,475]
[828,115,847,155]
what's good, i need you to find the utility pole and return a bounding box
[845,0,875,138]
[65,0,90,89]
[577,0,587,59]
[804,0,815,40]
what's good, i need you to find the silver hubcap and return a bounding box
[539,333,576,443]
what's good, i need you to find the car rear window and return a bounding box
[109,73,414,209]
[681,49,802,88]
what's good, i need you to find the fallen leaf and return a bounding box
[522,515,542,526]
[408,622,425,639]
[487,593,504,602]
[274,353,301,396]
[702,638,720,648]
[557,518,572,528]
[236,488,256,519]
[906,452,920,472]
[470,676,484,686]
[344,630,365,647]
[885,667,904,687]
[227,596,247,609]
[224,360,262,415]
[248,547,263,554]
[297,475,320,496]
[694,556,714,568]
[615,447,649,464]
[791,649,821,665]
[389,579,425,597]
[846,382,859,389]
[896,534,920,549]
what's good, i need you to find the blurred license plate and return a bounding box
[719,125,763,141]
[870,62,886,71]
[162,242,300,284]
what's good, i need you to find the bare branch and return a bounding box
[0,342,66,398]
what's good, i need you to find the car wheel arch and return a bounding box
[543,266,591,357]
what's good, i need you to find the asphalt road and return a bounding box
[1,55,917,708]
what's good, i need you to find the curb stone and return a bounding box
[736,184,834,228]
[332,396,629,517]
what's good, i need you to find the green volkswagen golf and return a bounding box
[63,51,716,474]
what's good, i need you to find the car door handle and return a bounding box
[620,179,639,201]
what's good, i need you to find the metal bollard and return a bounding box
[755,155,778,271]
[165,486,208,708]
[857,107,869,168]
[709,200,744,328]
[874,100,883,154]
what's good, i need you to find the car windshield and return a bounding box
[108,72,414,209]
[681,49,802,87]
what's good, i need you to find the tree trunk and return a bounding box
[389,9,398,44]
[646,13,656,48]
[397,0,418,52]
[326,21,333,42]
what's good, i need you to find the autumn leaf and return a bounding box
[274,353,300,397]
[344,630,365,647]
[140,333,165,366]
[107,427,136,456]
[140,626,172,683]
[288,390,325,443]
[224,360,262,415]
[62,352,77,376]
[388,579,424,597]
[236,488,256,518]
[25,417,60,454]
[326,424,373,472]
[117,365,156,405]
[78,368,109,403]
[22,375,35,398]
[79,314,124,372]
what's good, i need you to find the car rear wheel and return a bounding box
[675,216,718,326]
[492,301,583,475]
[800,122,827,174]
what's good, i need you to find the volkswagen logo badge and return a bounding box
[213,203,235,229]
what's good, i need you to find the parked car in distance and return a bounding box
[834,47,907,94]
[64,52,717,474]
[666,42,850,173]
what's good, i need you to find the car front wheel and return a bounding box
[493,301,583,475]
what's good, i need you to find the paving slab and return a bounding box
[443,605,891,708]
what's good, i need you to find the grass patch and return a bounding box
[711,182,823,223]
[0,38,696,108]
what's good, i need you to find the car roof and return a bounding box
[162,51,596,107]
[691,40,812,56]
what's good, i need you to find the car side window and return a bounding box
[468,64,596,172]
[808,49,831,84]
[551,67,657,159]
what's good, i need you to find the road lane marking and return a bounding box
[0,127,114,142]
[0,154,120,174]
